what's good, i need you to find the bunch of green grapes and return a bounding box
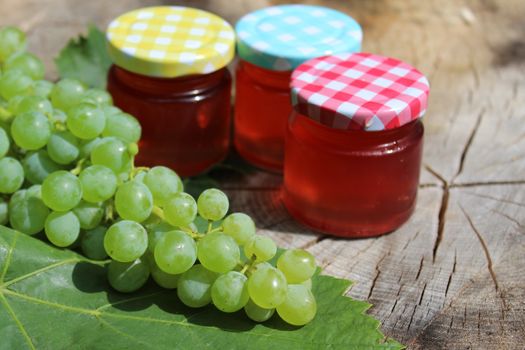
[0,26,318,326]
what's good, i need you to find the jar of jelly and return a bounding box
[234,5,362,172]
[106,7,235,176]
[283,53,430,237]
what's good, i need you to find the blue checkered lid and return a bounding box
[235,5,362,71]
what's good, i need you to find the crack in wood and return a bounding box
[418,283,428,307]
[366,252,389,300]
[424,165,451,264]
[407,304,418,332]
[461,191,525,208]
[415,256,425,281]
[445,252,457,297]
[299,235,328,250]
[491,209,525,231]
[451,180,525,187]
[459,204,499,292]
[453,109,485,183]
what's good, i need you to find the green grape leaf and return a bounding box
[0,226,404,350]
[55,25,112,89]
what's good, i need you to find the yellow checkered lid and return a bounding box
[106,6,235,78]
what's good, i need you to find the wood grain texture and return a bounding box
[0,0,523,348]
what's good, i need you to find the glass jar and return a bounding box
[105,7,235,176]
[234,5,362,172]
[283,53,430,237]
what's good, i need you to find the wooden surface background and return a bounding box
[1,0,524,348]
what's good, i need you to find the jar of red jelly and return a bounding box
[106,7,235,176]
[234,5,362,172]
[283,53,430,237]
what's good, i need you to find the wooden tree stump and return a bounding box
[1,0,524,348]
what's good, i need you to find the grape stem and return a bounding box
[240,256,257,276]
[104,199,114,222]
[207,221,213,233]
[151,205,165,221]
[53,121,67,132]
[70,158,86,175]
[0,105,12,121]
[129,165,149,180]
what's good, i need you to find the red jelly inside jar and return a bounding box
[107,66,232,177]
[234,60,292,172]
[283,113,424,237]
[283,53,430,237]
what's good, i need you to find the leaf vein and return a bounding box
[0,231,19,283]
[2,258,81,288]
[0,293,36,350]
[97,317,155,349]
[3,289,99,316]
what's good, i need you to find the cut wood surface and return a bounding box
[1,0,524,348]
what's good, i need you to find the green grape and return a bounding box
[78,137,101,159]
[146,221,175,254]
[11,111,51,150]
[4,52,45,80]
[81,89,113,106]
[12,95,52,115]
[22,150,62,184]
[44,211,81,247]
[81,226,108,260]
[7,95,24,115]
[0,70,33,100]
[41,170,82,211]
[197,233,240,274]
[49,109,67,125]
[163,192,197,227]
[143,166,182,207]
[104,220,148,262]
[102,105,121,118]
[73,200,104,230]
[248,264,287,309]
[244,299,275,322]
[78,165,117,203]
[0,197,8,225]
[177,264,218,308]
[150,260,180,289]
[244,235,277,262]
[197,188,229,221]
[90,137,130,174]
[0,157,24,194]
[0,127,10,158]
[8,186,49,235]
[102,112,141,144]
[0,26,26,62]
[67,103,106,140]
[277,249,317,284]
[211,271,249,313]
[107,258,150,293]
[114,180,153,222]
[154,230,196,274]
[222,212,256,245]
[46,131,79,165]
[50,78,86,111]
[134,170,147,183]
[33,80,53,98]
[276,284,317,326]
[301,279,312,290]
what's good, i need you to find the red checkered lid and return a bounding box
[290,53,430,131]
